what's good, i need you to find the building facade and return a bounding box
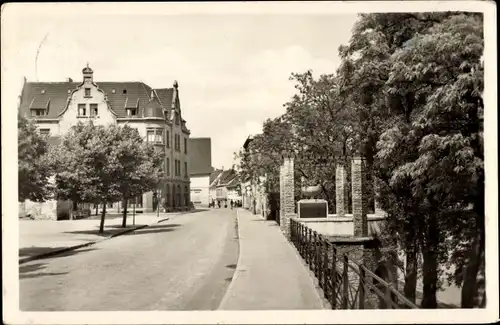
[18,65,191,218]
[209,169,240,205]
[188,138,213,208]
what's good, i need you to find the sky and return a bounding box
[3,4,358,170]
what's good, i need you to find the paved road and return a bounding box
[20,209,239,311]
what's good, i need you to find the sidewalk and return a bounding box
[19,212,178,264]
[218,209,326,310]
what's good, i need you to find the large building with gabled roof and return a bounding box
[18,64,192,217]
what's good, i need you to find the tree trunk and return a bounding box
[99,203,107,234]
[122,199,128,228]
[461,221,485,308]
[404,243,418,304]
[95,204,98,216]
[421,216,439,309]
[461,172,485,308]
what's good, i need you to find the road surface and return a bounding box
[20,209,239,311]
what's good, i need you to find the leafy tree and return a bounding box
[236,12,485,309]
[114,125,163,227]
[383,13,484,307]
[51,122,162,233]
[18,114,51,202]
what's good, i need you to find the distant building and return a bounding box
[18,65,191,219]
[209,169,240,204]
[188,138,213,207]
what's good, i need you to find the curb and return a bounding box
[217,208,242,310]
[19,218,168,265]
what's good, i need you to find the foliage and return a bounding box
[236,12,485,308]
[50,121,163,232]
[18,114,52,202]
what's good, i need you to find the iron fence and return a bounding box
[290,218,418,309]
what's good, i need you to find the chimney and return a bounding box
[67,77,73,82]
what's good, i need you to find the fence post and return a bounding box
[323,240,328,294]
[306,228,312,264]
[342,255,349,309]
[359,267,365,309]
[331,246,337,309]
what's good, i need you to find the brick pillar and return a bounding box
[279,163,285,230]
[282,158,295,239]
[335,162,349,217]
[352,156,368,237]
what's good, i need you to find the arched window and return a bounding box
[185,186,189,206]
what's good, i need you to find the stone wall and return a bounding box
[280,157,295,239]
[351,156,368,237]
[19,200,58,220]
[335,163,349,217]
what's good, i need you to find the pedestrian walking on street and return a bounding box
[230,200,234,209]
[217,200,221,208]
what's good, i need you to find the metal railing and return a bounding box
[290,218,418,309]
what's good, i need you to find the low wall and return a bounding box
[297,214,386,237]
[19,200,58,220]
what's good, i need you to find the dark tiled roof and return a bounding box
[188,138,213,175]
[226,176,240,188]
[210,169,224,184]
[143,98,164,118]
[18,81,175,119]
[217,169,237,186]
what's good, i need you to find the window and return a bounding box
[84,88,91,97]
[147,130,155,143]
[184,138,187,154]
[90,104,98,116]
[78,104,86,116]
[39,128,50,136]
[166,158,170,176]
[175,114,180,125]
[184,161,188,177]
[126,108,137,116]
[155,130,164,144]
[175,160,180,176]
[31,109,45,116]
[123,89,127,94]
[166,130,170,148]
[174,134,181,151]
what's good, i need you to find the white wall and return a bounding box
[36,121,59,136]
[190,175,210,206]
[59,83,116,135]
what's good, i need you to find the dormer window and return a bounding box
[123,89,127,94]
[84,88,91,97]
[127,108,137,116]
[112,89,116,94]
[41,89,45,94]
[31,109,46,117]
